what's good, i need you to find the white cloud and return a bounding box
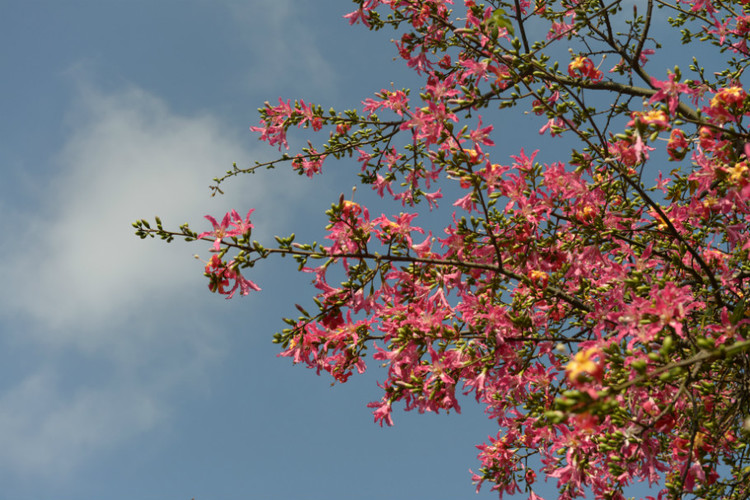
[0,79,310,477]
[2,82,268,343]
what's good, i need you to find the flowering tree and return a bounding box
[134,0,750,498]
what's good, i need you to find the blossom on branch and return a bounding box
[197,209,254,252]
[567,56,602,82]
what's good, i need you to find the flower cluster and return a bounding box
[203,254,261,298]
[196,209,260,299]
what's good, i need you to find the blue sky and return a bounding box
[0,1,533,499]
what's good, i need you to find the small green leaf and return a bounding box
[490,8,515,36]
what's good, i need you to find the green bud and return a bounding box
[696,337,714,350]
[659,371,675,382]
[660,335,674,355]
[631,359,647,374]
[556,397,578,409]
[544,410,566,423]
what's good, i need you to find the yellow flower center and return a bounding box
[566,348,600,380]
[728,162,748,183]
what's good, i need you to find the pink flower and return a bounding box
[343,8,370,27]
[250,98,294,150]
[367,398,394,426]
[204,254,261,298]
[469,116,495,147]
[453,192,476,212]
[568,56,603,82]
[198,209,255,252]
[667,128,689,160]
[293,151,326,177]
[649,74,689,115]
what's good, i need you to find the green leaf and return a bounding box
[490,8,515,36]
[730,298,746,325]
